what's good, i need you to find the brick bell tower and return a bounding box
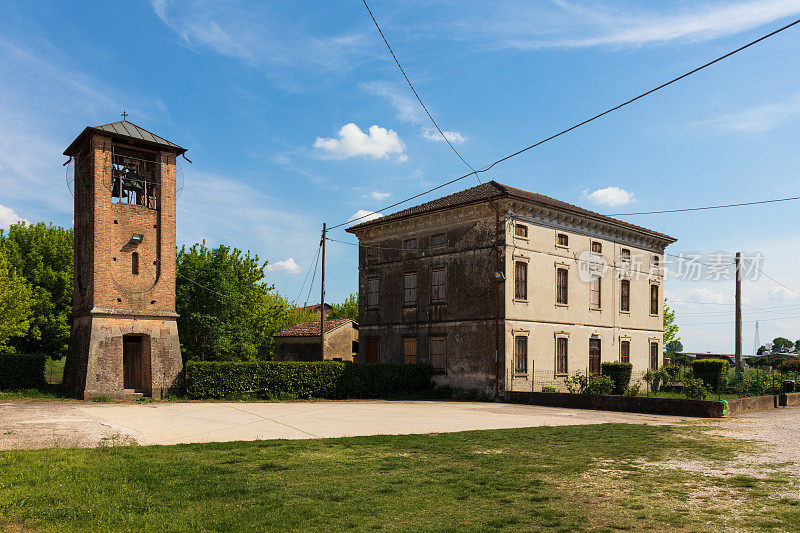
[63,120,186,399]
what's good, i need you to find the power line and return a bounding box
[611,195,800,216]
[304,246,322,307]
[361,0,476,179]
[295,244,322,304]
[331,16,800,231]
[742,257,800,297]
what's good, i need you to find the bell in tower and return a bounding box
[62,119,185,399]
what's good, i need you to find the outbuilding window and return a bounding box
[620,279,630,312]
[404,337,418,364]
[514,261,528,300]
[556,268,568,305]
[367,277,380,308]
[431,336,446,372]
[650,284,659,315]
[403,273,417,306]
[556,337,568,375]
[620,340,630,363]
[431,268,446,303]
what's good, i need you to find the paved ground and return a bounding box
[1,399,799,454]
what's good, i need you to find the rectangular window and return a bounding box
[514,261,528,300]
[515,224,528,238]
[431,233,446,246]
[366,338,379,363]
[364,243,379,258]
[621,248,631,261]
[650,284,659,315]
[590,276,601,309]
[556,337,568,374]
[431,268,446,303]
[403,273,417,306]
[404,337,418,364]
[431,336,446,372]
[591,241,602,254]
[556,268,568,305]
[367,277,379,308]
[650,342,659,370]
[131,251,139,275]
[589,338,601,374]
[620,340,630,363]
[620,279,630,312]
[557,233,569,247]
[514,336,528,374]
[403,238,418,250]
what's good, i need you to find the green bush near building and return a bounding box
[691,358,729,392]
[600,362,633,395]
[0,352,46,390]
[185,361,434,400]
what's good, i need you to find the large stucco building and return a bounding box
[346,181,676,396]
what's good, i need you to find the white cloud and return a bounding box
[421,127,467,144]
[0,205,28,228]
[476,0,800,50]
[706,95,800,133]
[362,191,391,201]
[362,81,425,124]
[348,210,383,225]
[767,286,800,301]
[150,0,367,78]
[583,187,636,207]
[685,287,729,304]
[266,257,302,274]
[314,123,406,160]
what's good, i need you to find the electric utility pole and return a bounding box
[735,252,742,374]
[320,223,326,361]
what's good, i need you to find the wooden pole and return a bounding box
[735,251,742,374]
[320,223,326,361]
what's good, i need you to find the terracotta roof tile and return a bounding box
[346,180,675,242]
[274,319,356,337]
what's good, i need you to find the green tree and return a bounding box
[794,339,800,353]
[771,337,793,354]
[328,293,358,320]
[665,340,683,354]
[663,301,680,349]
[0,246,33,351]
[176,242,312,362]
[0,223,73,358]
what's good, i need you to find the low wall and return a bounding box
[507,391,800,418]
[726,392,800,416]
[506,391,725,417]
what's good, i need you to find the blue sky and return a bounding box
[1,0,800,353]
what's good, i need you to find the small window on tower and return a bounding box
[132,252,139,275]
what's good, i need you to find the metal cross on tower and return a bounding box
[121,111,128,120]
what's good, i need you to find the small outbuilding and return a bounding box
[273,319,358,362]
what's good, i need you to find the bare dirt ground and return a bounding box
[1,399,799,461]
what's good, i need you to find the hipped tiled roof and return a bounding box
[346,180,675,242]
[274,318,356,337]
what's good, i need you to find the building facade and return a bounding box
[63,120,186,399]
[346,181,676,396]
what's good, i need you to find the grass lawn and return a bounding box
[1,424,798,532]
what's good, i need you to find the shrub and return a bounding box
[691,358,729,392]
[541,386,557,393]
[0,352,46,389]
[777,359,800,373]
[682,377,708,400]
[624,384,641,397]
[585,374,614,395]
[564,373,588,394]
[185,361,434,400]
[600,362,632,395]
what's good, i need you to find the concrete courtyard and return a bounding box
[2,400,799,457]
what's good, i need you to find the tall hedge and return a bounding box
[600,362,633,395]
[0,352,46,389]
[691,358,729,391]
[777,359,800,373]
[185,361,434,399]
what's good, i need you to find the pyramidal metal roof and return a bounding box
[64,120,187,156]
